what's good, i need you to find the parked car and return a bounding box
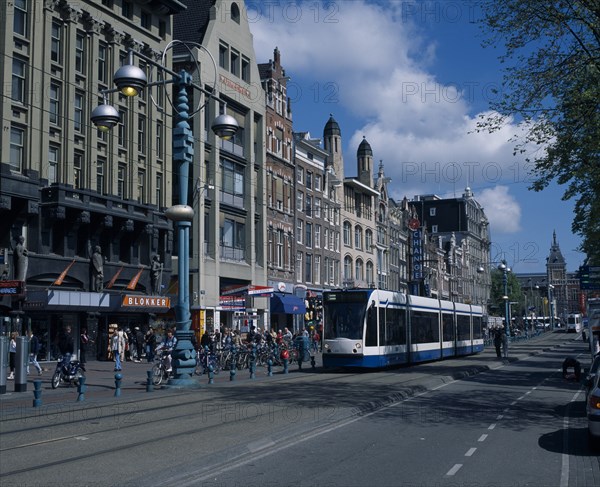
[584,353,600,400]
[586,371,600,446]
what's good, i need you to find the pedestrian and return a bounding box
[58,326,74,369]
[80,327,89,369]
[110,327,126,371]
[8,331,17,380]
[312,330,320,353]
[144,328,156,363]
[27,330,43,375]
[134,326,144,363]
[493,327,502,358]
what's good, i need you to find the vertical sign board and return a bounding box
[412,228,423,281]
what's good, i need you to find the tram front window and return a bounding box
[324,303,365,339]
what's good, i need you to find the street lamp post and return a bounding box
[548,284,555,331]
[478,259,511,341]
[91,43,238,386]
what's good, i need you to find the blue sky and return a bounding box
[247,0,583,273]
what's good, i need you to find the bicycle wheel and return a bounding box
[151,364,163,386]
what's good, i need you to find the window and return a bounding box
[156,173,163,207]
[296,220,303,244]
[343,221,351,246]
[117,163,127,199]
[51,21,62,64]
[306,195,312,217]
[156,122,163,160]
[75,32,86,74]
[138,115,146,154]
[315,174,322,191]
[367,261,374,286]
[305,254,312,283]
[296,252,303,282]
[159,20,166,39]
[323,228,329,250]
[220,159,245,203]
[141,11,151,29]
[14,0,27,37]
[314,255,321,285]
[98,42,108,84]
[314,198,321,218]
[241,56,250,82]
[74,151,83,189]
[96,157,105,194]
[344,256,352,280]
[74,92,84,133]
[366,229,373,251]
[306,171,312,189]
[305,223,312,248]
[355,259,364,282]
[430,207,436,216]
[276,229,284,268]
[137,170,145,203]
[118,108,127,146]
[11,58,26,103]
[297,192,303,212]
[432,225,438,233]
[48,145,59,184]
[315,225,321,248]
[122,1,133,19]
[230,49,240,77]
[9,126,25,172]
[221,219,246,259]
[101,0,113,6]
[355,226,363,250]
[231,2,241,23]
[49,82,61,125]
[219,42,229,70]
[297,167,304,184]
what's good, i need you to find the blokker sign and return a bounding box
[122,296,170,308]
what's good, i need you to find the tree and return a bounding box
[478,1,600,263]
[490,268,525,317]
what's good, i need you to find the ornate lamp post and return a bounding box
[91,42,238,386]
[478,259,511,340]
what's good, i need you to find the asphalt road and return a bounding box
[1,331,598,487]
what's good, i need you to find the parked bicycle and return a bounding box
[195,347,220,375]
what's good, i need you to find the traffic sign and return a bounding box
[579,265,600,290]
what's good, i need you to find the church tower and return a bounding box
[323,114,344,180]
[546,230,567,320]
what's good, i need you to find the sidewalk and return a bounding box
[0,330,585,420]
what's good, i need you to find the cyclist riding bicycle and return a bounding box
[155,329,177,372]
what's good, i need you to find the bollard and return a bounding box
[76,376,86,402]
[15,336,28,392]
[267,359,273,377]
[0,336,7,394]
[230,346,237,381]
[283,358,289,374]
[146,370,154,392]
[249,345,256,379]
[32,379,42,407]
[208,364,214,384]
[311,354,316,370]
[114,372,122,397]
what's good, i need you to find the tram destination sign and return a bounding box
[579,265,600,290]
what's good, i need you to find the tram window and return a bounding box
[384,308,406,345]
[457,314,470,340]
[472,316,482,339]
[410,311,439,344]
[365,302,377,346]
[442,313,454,341]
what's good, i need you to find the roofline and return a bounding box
[344,178,380,197]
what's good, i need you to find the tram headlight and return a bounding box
[324,343,330,350]
[355,343,362,349]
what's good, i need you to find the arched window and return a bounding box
[354,225,363,250]
[343,221,351,246]
[365,229,373,250]
[367,261,374,287]
[231,3,241,23]
[355,259,364,281]
[344,255,352,280]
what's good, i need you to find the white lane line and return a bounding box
[465,448,477,457]
[446,464,462,476]
[478,434,488,442]
[560,390,584,487]
[488,423,497,430]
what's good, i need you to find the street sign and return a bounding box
[579,265,600,290]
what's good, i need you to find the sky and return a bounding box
[246,0,583,274]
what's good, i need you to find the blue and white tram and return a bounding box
[322,288,484,369]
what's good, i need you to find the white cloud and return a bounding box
[476,186,522,234]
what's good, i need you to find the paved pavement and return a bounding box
[0,330,591,419]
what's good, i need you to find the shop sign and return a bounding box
[412,228,423,280]
[0,280,25,296]
[122,295,170,308]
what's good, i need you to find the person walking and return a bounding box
[8,331,17,380]
[79,328,89,370]
[27,330,43,375]
[493,327,503,358]
[134,327,144,363]
[110,327,126,371]
[144,328,156,363]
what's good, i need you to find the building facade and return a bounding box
[0,0,184,360]
[174,0,268,335]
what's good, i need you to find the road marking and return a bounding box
[488,423,496,430]
[560,390,584,487]
[446,464,462,476]
[465,448,476,457]
[478,434,488,442]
